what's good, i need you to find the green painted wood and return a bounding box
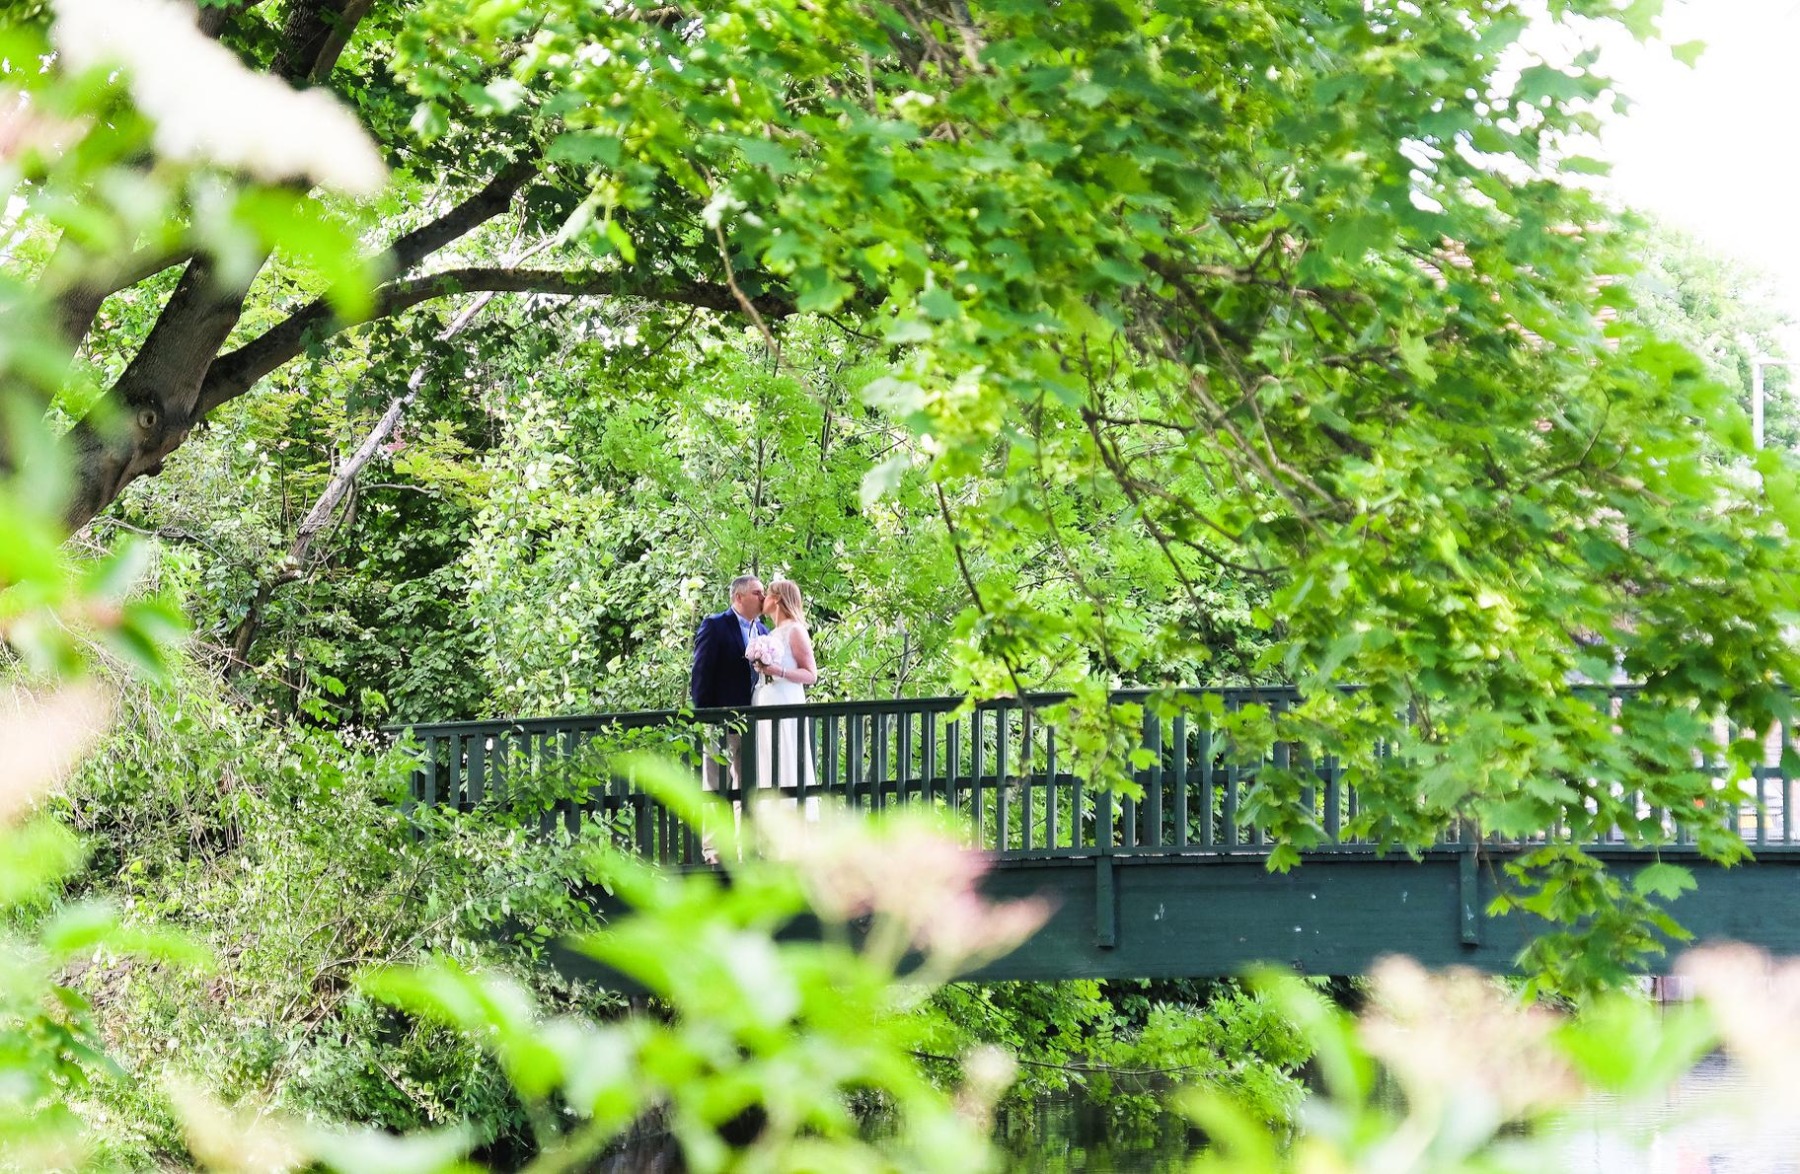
[972,709,986,848]
[847,712,863,810]
[946,717,961,821]
[466,735,486,808]
[1459,849,1479,945]
[922,712,938,804]
[1172,714,1187,849]
[422,736,439,808]
[392,690,1799,983]
[995,705,1010,852]
[1029,705,1044,853]
[555,729,584,837]
[1094,856,1116,950]
[1144,711,1162,849]
[562,845,1800,982]
[1223,753,1238,848]
[898,711,912,804]
[1786,728,1795,847]
[1069,730,1084,851]
[872,712,888,811]
[742,717,760,807]
[1324,753,1341,843]
[1198,727,1213,848]
[966,849,1800,981]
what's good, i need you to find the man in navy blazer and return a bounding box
[690,574,767,709]
[691,576,766,811]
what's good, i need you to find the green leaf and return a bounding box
[603,218,637,264]
[548,133,622,167]
[1669,39,1705,67]
[860,453,910,509]
[1631,861,1696,901]
[919,287,961,321]
[1397,332,1435,384]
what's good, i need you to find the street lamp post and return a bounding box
[1751,356,1799,449]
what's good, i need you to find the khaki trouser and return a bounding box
[700,729,743,863]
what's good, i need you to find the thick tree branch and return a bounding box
[388,160,538,274]
[306,0,375,82]
[63,0,379,529]
[63,158,539,528]
[271,0,364,83]
[199,267,792,415]
[52,0,378,376]
[66,255,263,525]
[49,246,194,351]
[196,0,271,40]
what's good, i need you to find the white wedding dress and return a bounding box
[752,622,815,797]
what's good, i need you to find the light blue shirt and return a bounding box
[738,615,754,647]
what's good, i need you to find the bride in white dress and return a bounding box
[750,579,818,798]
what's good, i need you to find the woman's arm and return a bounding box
[777,625,818,686]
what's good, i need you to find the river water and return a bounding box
[993,1096,1197,1172]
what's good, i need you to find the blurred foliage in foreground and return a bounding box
[1190,947,1800,1174]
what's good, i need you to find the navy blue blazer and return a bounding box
[690,609,766,709]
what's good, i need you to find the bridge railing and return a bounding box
[394,687,1799,866]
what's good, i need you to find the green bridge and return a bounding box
[400,688,1800,980]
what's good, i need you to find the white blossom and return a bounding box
[52,0,385,196]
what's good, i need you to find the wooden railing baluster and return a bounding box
[972,708,986,850]
[995,704,1010,853]
[898,710,912,805]
[1173,713,1188,849]
[1019,706,1034,852]
[1199,726,1214,848]
[1144,709,1163,849]
[1224,751,1239,849]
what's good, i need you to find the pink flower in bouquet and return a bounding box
[744,633,781,679]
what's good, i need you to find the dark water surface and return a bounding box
[576,1096,1200,1173]
[994,1097,1199,1173]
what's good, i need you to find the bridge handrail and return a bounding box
[388,685,1328,739]
[392,683,1798,868]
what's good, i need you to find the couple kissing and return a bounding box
[690,575,819,794]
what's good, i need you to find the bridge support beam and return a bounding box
[1094,857,1116,950]
[1459,848,1480,947]
[560,848,1800,987]
[967,849,1800,982]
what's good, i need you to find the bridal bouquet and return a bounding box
[744,634,781,682]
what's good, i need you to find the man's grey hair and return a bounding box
[729,574,761,599]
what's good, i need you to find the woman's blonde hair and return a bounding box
[767,579,806,626]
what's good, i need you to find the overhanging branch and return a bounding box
[49,245,194,349]
[198,267,791,415]
[389,160,538,274]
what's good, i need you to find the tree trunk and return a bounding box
[67,256,264,528]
